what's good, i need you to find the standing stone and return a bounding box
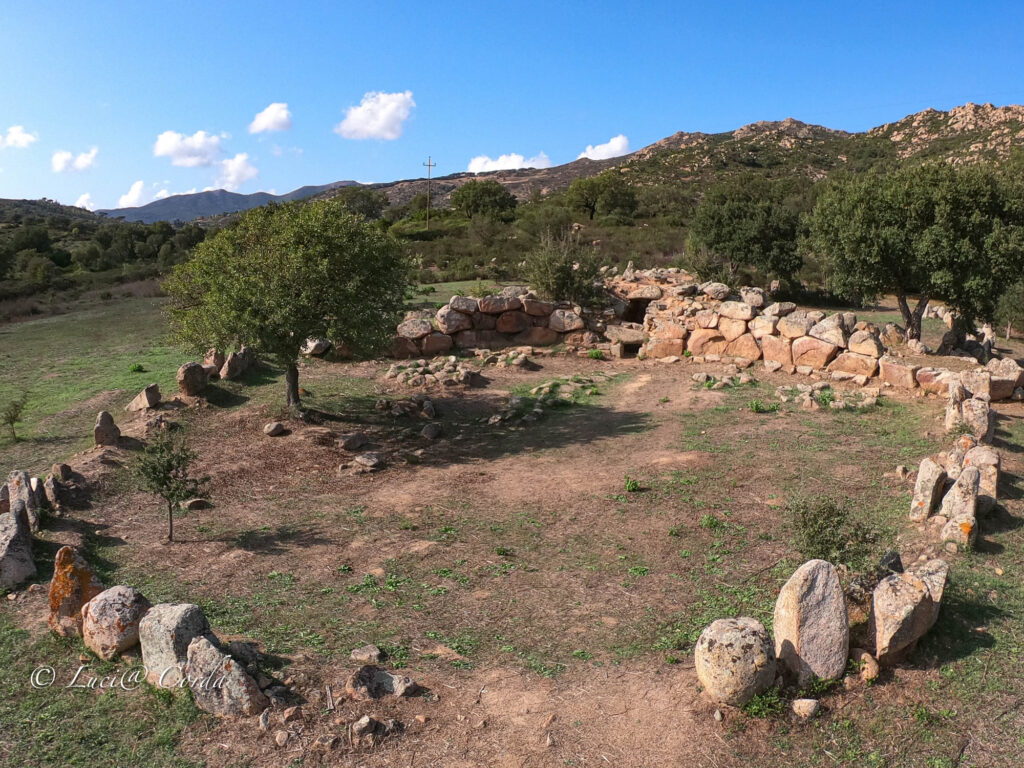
[963,446,1000,512]
[204,349,225,370]
[126,383,161,412]
[939,466,980,548]
[7,471,41,532]
[694,618,776,706]
[139,604,215,686]
[184,636,269,716]
[871,559,948,664]
[48,546,104,637]
[177,362,209,396]
[220,351,248,380]
[82,585,152,660]
[944,383,968,433]
[0,503,36,590]
[961,398,994,443]
[909,458,946,521]
[773,560,848,686]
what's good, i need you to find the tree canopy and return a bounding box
[450,179,517,220]
[164,199,407,406]
[565,171,637,221]
[806,163,1024,339]
[689,176,803,283]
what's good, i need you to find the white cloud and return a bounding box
[118,180,145,208]
[335,90,415,140]
[153,189,170,200]
[51,146,98,173]
[153,129,221,167]
[249,102,292,133]
[74,193,95,211]
[0,125,38,149]
[577,134,630,160]
[218,153,258,190]
[467,151,552,173]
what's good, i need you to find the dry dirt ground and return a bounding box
[7,350,1024,767]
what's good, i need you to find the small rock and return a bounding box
[350,644,383,664]
[791,699,820,719]
[345,665,417,700]
[274,730,289,747]
[282,706,303,723]
[263,422,285,436]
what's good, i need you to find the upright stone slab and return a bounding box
[47,546,104,637]
[0,504,36,590]
[939,466,980,548]
[961,398,994,444]
[94,411,121,446]
[184,636,268,717]
[773,559,849,685]
[872,559,948,664]
[177,362,209,395]
[139,603,214,686]
[6,471,40,532]
[909,458,946,521]
[963,446,1000,512]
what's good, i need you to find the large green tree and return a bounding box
[565,171,637,221]
[806,163,1024,340]
[689,177,802,283]
[165,199,407,407]
[450,179,517,220]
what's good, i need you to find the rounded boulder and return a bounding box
[695,617,776,706]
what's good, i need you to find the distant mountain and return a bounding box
[96,181,360,224]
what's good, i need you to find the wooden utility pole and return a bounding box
[423,156,436,230]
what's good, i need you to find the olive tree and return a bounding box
[164,200,407,407]
[806,163,1024,340]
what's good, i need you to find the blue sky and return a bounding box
[1,1,1022,210]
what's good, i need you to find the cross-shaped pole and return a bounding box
[423,156,436,230]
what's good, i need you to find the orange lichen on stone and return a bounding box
[47,546,103,637]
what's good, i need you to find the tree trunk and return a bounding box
[1008,322,1013,341]
[285,363,301,408]
[167,501,174,543]
[896,293,929,341]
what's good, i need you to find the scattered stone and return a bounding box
[139,603,215,686]
[354,453,385,471]
[773,559,848,686]
[850,647,879,682]
[126,383,161,412]
[274,730,289,747]
[694,617,776,706]
[82,586,152,660]
[263,422,285,437]
[94,411,121,446]
[421,423,443,440]
[47,546,104,637]
[350,644,383,664]
[345,665,418,700]
[339,432,367,451]
[791,699,820,719]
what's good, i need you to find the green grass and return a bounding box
[0,611,202,767]
[0,298,181,472]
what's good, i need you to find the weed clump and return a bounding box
[785,494,879,568]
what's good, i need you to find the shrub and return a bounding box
[523,232,602,305]
[748,399,779,413]
[588,349,605,360]
[128,363,146,373]
[2,392,29,441]
[624,475,641,492]
[785,494,878,568]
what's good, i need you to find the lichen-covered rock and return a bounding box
[0,503,35,590]
[763,301,796,317]
[82,586,152,659]
[773,560,848,685]
[739,286,766,308]
[478,295,522,314]
[777,313,815,339]
[940,466,980,548]
[694,617,776,706]
[126,383,161,412]
[961,398,994,443]
[909,458,946,521]
[48,546,104,637]
[718,301,755,321]
[139,604,215,686]
[963,445,1000,512]
[397,317,433,339]
[448,295,479,314]
[872,559,948,664]
[184,636,269,716]
[701,282,730,301]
